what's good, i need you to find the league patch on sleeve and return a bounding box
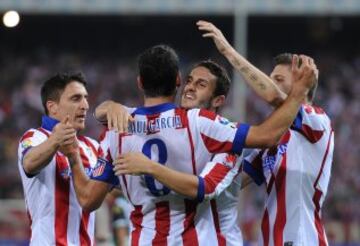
[21,139,33,149]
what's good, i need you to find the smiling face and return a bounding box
[180,66,218,110]
[48,81,89,131]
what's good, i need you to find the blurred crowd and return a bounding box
[0,47,359,243]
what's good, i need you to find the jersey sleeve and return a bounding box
[242,149,265,186]
[194,109,250,155]
[91,129,119,186]
[18,129,48,177]
[290,105,328,143]
[196,153,242,202]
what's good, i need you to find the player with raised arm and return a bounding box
[66,44,316,245]
[197,20,334,246]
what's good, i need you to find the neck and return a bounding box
[144,96,175,107]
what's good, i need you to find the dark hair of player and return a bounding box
[274,53,318,102]
[138,44,180,97]
[193,60,231,98]
[41,72,87,115]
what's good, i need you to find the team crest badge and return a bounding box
[92,158,107,177]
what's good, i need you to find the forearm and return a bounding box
[22,137,59,174]
[68,154,109,211]
[246,88,306,148]
[148,162,199,198]
[222,47,286,107]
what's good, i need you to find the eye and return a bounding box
[198,82,207,88]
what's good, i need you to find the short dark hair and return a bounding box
[193,60,231,98]
[138,44,179,97]
[273,53,318,102]
[41,73,87,115]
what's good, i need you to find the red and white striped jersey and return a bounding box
[92,103,249,246]
[197,152,244,246]
[17,116,98,246]
[244,105,334,246]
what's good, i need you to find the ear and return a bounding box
[211,95,226,109]
[137,76,144,91]
[46,100,58,116]
[176,72,181,88]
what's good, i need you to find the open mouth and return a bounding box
[183,92,195,100]
[75,114,86,121]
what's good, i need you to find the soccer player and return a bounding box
[198,20,334,245]
[17,73,99,245]
[199,21,334,245]
[243,54,334,246]
[66,44,316,245]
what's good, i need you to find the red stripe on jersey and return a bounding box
[78,136,98,156]
[98,127,108,142]
[55,154,70,246]
[146,113,161,135]
[199,109,217,121]
[26,210,32,239]
[273,155,287,246]
[152,201,170,246]
[130,205,143,246]
[301,124,324,143]
[175,108,197,174]
[312,131,333,246]
[20,131,34,142]
[210,200,226,246]
[201,133,232,154]
[79,148,92,246]
[261,209,270,246]
[313,190,326,246]
[182,199,199,246]
[304,105,325,115]
[37,127,50,137]
[203,163,231,194]
[79,211,91,246]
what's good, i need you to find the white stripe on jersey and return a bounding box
[18,127,98,246]
[244,105,334,246]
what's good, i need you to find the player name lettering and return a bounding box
[128,115,182,134]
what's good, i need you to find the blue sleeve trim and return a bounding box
[243,160,265,186]
[196,176,205,202]
[291,107,303,131]
[231,123,250,155]
[90,158,119,186]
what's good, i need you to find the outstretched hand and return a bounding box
[197,20,232,55]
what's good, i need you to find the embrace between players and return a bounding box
[18,20,333,246]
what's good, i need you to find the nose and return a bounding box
[185,81,196,92]
[81,97,89,110]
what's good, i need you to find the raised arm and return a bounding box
[197,20,286,107]
[245,55,316,148]
[94,100,134,133]
[22,116,76,175]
